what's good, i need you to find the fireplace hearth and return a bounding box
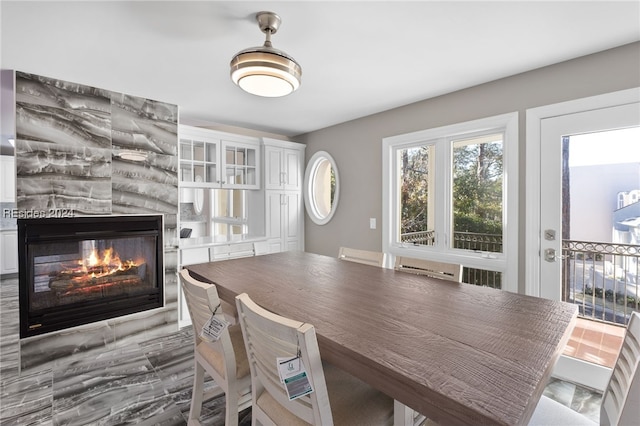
[18,215,164,338]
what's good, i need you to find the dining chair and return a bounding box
[253,241,270,256]
[394,256,463,282]
[207,242,256,324]
[235,292,394,425]
[338,246,386,267]
[393,255,462,425]
[529,311,640,426]
[179,269,251,426]
[209,242,255,261]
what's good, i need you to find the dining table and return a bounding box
[184,251,578,426]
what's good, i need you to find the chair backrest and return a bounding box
[338,247,385,267]
[394,256,463,282]
[235,293,333,425]
[210,242,255,261]
[179,269,238,380]
[253,241,270,256]
[601,311,640,426]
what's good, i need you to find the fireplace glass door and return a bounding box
[19,215,164,337]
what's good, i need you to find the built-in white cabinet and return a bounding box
[263,138,305,253]
[0,156,16,203]
[176,131,305,327]
[264,140,303,191]
[179,125,260,190]
[1,230,18,275]
[178,125,265,241]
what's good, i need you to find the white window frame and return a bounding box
[382,112,518,292]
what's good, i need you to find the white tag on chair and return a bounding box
[200,314,229,342]
[277,356,314,400]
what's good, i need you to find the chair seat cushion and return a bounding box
[323,361,394,425]
[196,324,250,379]
[255,361,393,426]
[256,391,311,426]
[528,395,597,426]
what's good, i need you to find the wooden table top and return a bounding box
[185,251,578,425]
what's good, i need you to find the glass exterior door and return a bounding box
[539,102,640,327]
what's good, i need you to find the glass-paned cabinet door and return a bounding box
[180,136,220,186]
[222,141,259,189]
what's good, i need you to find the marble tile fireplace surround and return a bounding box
[1,70,181,372]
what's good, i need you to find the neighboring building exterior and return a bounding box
[614,190,640,246]
[570,162,640,243]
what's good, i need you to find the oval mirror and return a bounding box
[304,151,340,225]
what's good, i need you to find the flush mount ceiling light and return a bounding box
[230,11,302,98]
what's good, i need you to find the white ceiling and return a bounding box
[1,1,639,137]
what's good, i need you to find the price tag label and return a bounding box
[200,314,229,342]
[277,356,314,400]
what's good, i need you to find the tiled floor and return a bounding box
[564,317,625,368]
[1,328,253,425]
[0,274,250,425]
[542,378,602,423]
[0,274,603,425]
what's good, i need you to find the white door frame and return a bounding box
[525,88,640,298]
[526,88,640,391]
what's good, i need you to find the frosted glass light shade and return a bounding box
[230,50,301,97]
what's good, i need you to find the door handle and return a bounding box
[544,248,563,262]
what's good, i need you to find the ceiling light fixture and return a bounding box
[230,11,302,98]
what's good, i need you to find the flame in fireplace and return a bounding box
[50,246,145,293]
[88,249,100,267]
[81,247,137,278]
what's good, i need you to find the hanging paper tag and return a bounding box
[200,314,229,342]
[277,356,314,400]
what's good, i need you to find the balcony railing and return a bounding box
[563,240,640,326]
[400,232,640,325]
[401,230,436,245]
[400,231,502,251]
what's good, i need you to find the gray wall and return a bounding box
[297,42,640,288]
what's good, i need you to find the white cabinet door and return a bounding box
[283,192,301,249]
[0,156,16,203]
[265,191,302,253]
[265,146,284,190]
[179,127,221,186]
[220,140,260,189]
[263,140,304,191]
[179,125,261,190]
[1,231,18,274]
[283,149,302,191]
[266,192,283,249]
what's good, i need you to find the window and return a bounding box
[383,113,518,291]
[452,133,504,254]
[398,144,436,246]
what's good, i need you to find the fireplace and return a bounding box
[18,215,164,338]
